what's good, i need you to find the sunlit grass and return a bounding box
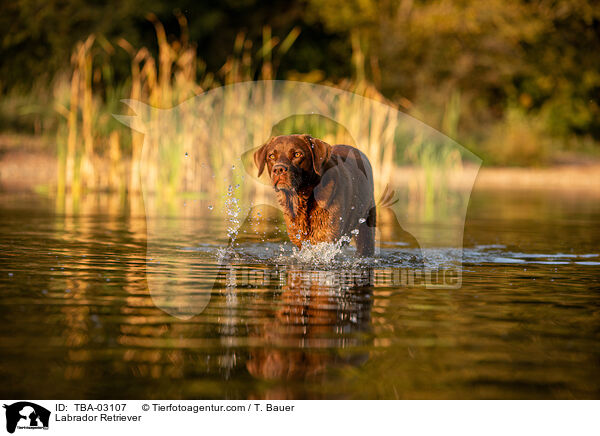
[49,14,473,226]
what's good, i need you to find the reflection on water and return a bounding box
[245,268,372,393]
[0,190,599,399]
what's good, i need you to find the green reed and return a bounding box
[53,15,470,223]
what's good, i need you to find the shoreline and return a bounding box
[1,142,599,194]
[473,164,600,192]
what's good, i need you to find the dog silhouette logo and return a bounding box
[3,402,50,433]
[115,81,481,318]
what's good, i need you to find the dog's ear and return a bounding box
[253,137,273,177]
[303,135,331,176]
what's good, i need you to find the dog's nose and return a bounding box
[272,164,288,175]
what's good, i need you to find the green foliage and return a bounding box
[482,107,552,167]
[1,0,599,166]
[0,0,351,92]
[309,0,600,162]
[0,0,162,90]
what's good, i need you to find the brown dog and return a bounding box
[254,134,376,256]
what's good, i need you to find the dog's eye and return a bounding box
[294,152,303,158]
[268,153,276,160]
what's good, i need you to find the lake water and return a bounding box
[1,189,599,399]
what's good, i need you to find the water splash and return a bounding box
[213,185,243,263]
[195,237,600,272]
[225,184,241,241]
[216,246,234,263]
[289,236,352,264]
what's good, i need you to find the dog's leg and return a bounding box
[356,205,376,257]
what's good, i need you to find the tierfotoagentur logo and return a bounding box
[3,402,50,434]
[115,80,481,319]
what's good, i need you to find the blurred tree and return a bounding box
[1,0,599,154]
[0,0,164,90]
[308,0,600,145]
[0,0,351,91]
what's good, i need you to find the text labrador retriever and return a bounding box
[254,134,376,256]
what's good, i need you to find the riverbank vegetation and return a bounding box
[1,0,599,195]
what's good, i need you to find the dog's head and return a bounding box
[253,134,332,193]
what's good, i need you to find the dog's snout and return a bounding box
[272,164,288,176]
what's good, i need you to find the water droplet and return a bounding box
[184,152,189,157]
[231,165,236,170]
[208,205,213,210]
[8,272,13,277]
[358,218,366,224]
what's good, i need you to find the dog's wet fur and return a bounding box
[254,134,376,256]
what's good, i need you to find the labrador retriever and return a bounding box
[253,134,376,256]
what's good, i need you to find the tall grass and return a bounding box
[54,15,474,226]
[54,15,302,196]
